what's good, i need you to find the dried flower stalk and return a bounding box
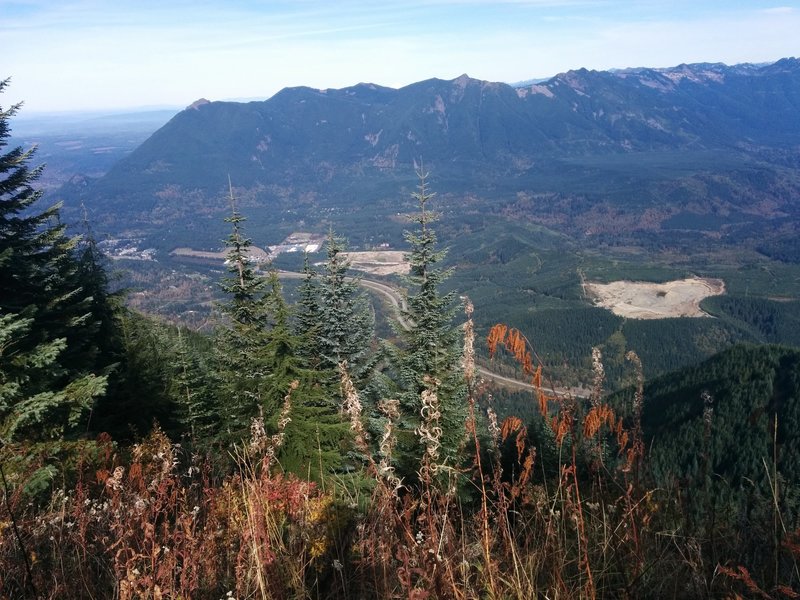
[417,375,443,479]
[377,398,403,495]
[339,361,370,453]
[462,296,475,385]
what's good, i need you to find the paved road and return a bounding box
[277,270,584,398]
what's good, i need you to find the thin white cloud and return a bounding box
[760,6,795,14]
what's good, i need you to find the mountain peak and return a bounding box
[187,98,210,110]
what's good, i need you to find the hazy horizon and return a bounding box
[9,56,796,120]
[3,1,799,113]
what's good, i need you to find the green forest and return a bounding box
[3,79,800,599]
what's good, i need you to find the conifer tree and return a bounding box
[69,213,141,437]
[74,211,123,370]
[214,182,271,439]
[294,254,323,368]
[317,231,377,385]
[394,167,467,475]
[0,80,107,443]
[293,232,378,391]
[91,311,179,440]
[217,179,267,329]
[0,312,94,442]
[172,326,216,445]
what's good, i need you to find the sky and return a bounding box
[2,0,800,113]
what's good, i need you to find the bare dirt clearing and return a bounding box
[341,251,409,276]
[586,277,725,319]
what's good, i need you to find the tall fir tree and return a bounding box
[292,232,379,395]
[91,311,180,440]
[74,209,123,371]
[393,167,467,476]
[213,181,272,439]
[294,254,323,368]
[172,326,216,445]
[317,231,378,387]
[0,79,107,443]
[71,211,141,436]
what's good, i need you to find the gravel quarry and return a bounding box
[585,277,725,319]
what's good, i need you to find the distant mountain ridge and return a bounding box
[60,58,800,248]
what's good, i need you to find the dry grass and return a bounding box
[2,315,798,598]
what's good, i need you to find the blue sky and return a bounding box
[2,0,799,112]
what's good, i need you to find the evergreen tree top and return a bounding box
[217,180,268,328]
[399,168,460,384]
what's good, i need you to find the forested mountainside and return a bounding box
[616,344,800,496]
[59,58,800,250]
